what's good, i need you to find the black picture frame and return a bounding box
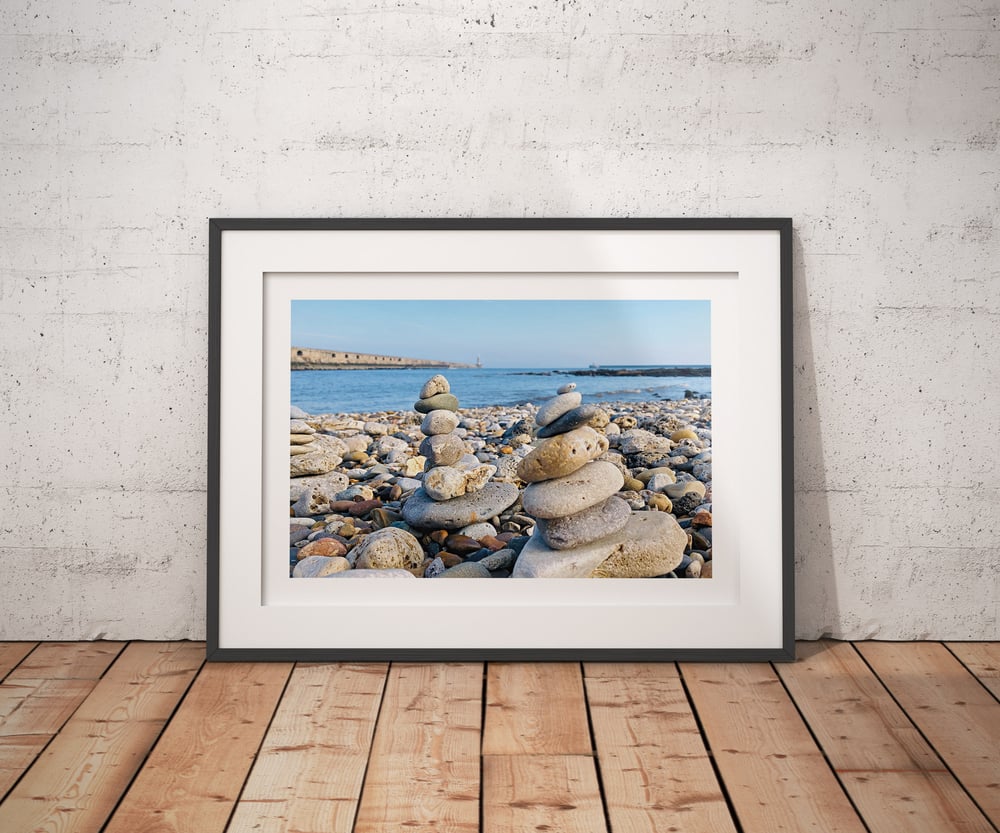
[207,218,794,661]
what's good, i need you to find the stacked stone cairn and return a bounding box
[402,375,520,576]
[512,384,688,578]
[289,407,350,519]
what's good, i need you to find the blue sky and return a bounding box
[291,300,710,368]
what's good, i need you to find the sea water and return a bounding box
[290,366,712,414]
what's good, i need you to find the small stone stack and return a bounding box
[289,407,350,517]
[289,410,348,478]
[403,375,519,530]
[512,384,688,578]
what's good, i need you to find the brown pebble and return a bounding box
[429,529,449,545]
[348,498,383,517]
[444,534,482,555]
[496,532,516,543]
[339,524,357,539]
[298,538,348,559]
[700,560,713,578]
[478,535,506,551]
[500,445,514,454]
[389,484,403,500]
[440,552,464,568]
[692,510,713,527]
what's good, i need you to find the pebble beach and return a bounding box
[290,376,713,580]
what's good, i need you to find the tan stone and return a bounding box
[516,426,609,483]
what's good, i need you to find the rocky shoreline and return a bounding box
[289,378,712,580]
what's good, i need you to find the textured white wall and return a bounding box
[1,0,997,640]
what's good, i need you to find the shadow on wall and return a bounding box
[791,229,839,638]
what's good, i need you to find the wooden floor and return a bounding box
[0,642,996,832]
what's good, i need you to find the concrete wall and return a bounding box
[1,0,996,640]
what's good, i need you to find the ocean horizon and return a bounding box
[291,365,712,414]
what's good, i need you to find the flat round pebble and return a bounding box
[536,496,631,550]
[535,391,583,427]
[536,404,608,439]
[421,409,460,436]
[522,461,625,519]
[402,482,519,529]
[415,393,460,413]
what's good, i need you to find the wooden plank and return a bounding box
[354,663,481,833]
[0,736,48,798]
[0,643,37,681]
[5,641,125,680]
[103,660,291,833]
[0,641,204,833]
[483,662,591,755]
[682,660,868,833]
[484,754,606,833]
[584,663,737,833]
[778,642,943,773]
[0,642,123,800]
[0,678,96,736]
[777,641,994,833]
[226,662,387,833]
[840,771,996,832]
[947,642,1000,700]
[857,641,1000,826]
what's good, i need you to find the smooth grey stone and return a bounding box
[557,382,577,394]
[415,392,459,413]
[536,496,631,550]
[512,512,687,578]
[322,568,416,579]
[535,391,582,427]
[437,561,491,578]
[521,461,624,519]
[402,482,519,529]
[289,525,311,545]
[478,548,516,571]
[536,403,604,438]
[646,473,676,493]
[290,405,309,419]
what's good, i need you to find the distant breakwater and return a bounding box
[292,347,476,371]
[516,366,711,378]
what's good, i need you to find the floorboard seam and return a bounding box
[676,663,746,833]
[850,643,999,832]
[769,655,876,833]
[580,663,612,833]
[350,662,392,833]
[942,642,1000,705]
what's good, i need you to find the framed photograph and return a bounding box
[208,219,793,661]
